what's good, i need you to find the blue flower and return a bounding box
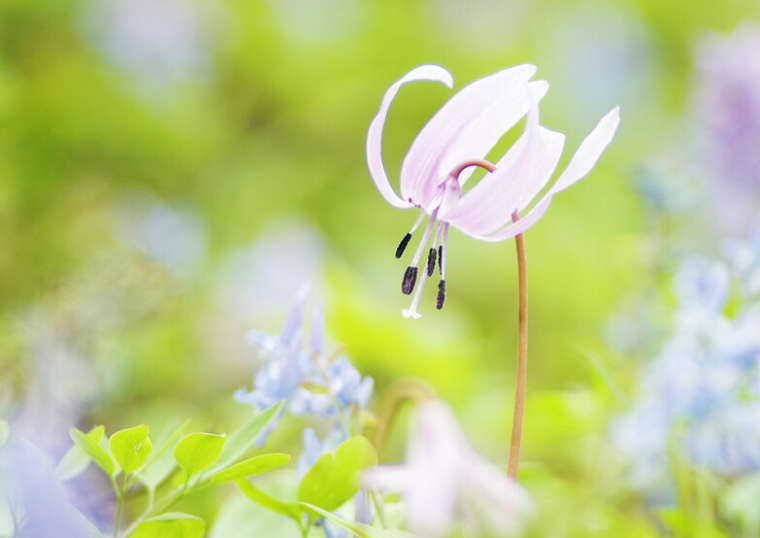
[235,289,373,442]
[612,239,760,495]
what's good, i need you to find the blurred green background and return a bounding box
[2,0,759,535]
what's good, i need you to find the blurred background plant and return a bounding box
[1,0,760,536]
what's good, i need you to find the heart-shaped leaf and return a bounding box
[110,424,152,474]
[298,436,377,513]
[57,425,104,480]
[174,432,225,480]
[69,426,116,476]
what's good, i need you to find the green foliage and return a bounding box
[173,432,226,481]
[69,425,116,477]
[298,436,377,514]
[212,453,290,484]
[128,513,205,538]
[212,402,283,471]
[722,473,760,536]
[235,479,302,522]
[138,420,187,491]
[110,424,152,474]
[56,440,92,481]
[301,503,413,538]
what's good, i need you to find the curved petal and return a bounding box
[440,83,561,235]
[399,64,540,209]
[551,106,620,193]
[366,65,453,209]
[442,125,564,233]
[460,194,554,242]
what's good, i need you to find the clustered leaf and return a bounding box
[298,436,378,514]
[110,424,153,474]
[173,432,226,481]
[55,403,291,537]
[212,453,291,484]
[69,425,116,476]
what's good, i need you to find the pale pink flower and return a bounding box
[367,64,620,318]
[364,399,533,537]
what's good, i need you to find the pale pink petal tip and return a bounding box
[551,105,621,193]
[366,65,454,209]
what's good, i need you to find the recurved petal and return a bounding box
[551,106,620,193]
[399,65,539,209]
[441,83,557,236]
[442,125,564,235]
[459,194,554,242]
[366,65,454,209]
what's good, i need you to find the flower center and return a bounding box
[393,159,496,319]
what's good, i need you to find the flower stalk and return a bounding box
[508,211,528,480]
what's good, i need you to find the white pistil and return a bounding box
[410,209,438,266]
[403,219,439,319]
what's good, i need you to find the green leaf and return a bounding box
[0,419,8,446]
[173,432,226,480]
[56,444,91,481]
[211,453,290,484]
[69,426,116,476]
[212,402,283,471]
[300,503,414,538]
[127,513,205,538]
[110,424,153,474]
[138,420,188,490]
[235,479,301,522]
[298,436,377,514]
[722,472,760,534]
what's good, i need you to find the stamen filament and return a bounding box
[410,210,437,267]
[395,211,426,259]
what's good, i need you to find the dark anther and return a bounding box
[395,233,412,259]
[438,245,443,275]
[436,279,446,309]
[402,266,418,295]
[426,248,437,277]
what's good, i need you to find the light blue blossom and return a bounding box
[235,290,373,443]
[612,240,760,496]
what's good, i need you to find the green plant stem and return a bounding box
[369,490,387,528]
[507,212,528,480]
[371,377,435,457]
[113,475,127,538]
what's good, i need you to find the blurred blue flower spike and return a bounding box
[327,358,374,411]
[613,237,760,495]
[235,289,373,445]
[673,258,729,312]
